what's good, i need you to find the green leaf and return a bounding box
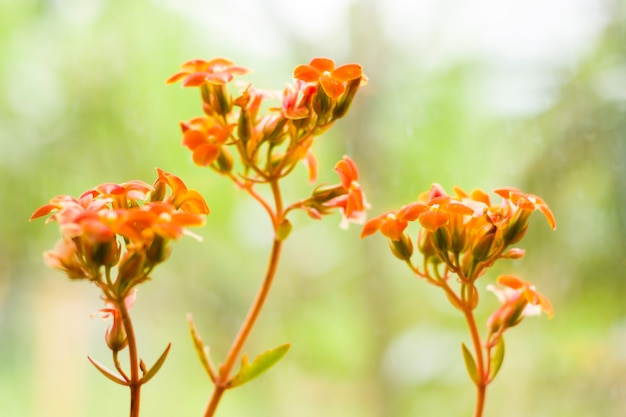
[228,343,291,388]
[140,342,172,385]
[87,356,128,386]
[187,314,217,382]
[461,343,479,385]
[489,336,505,381]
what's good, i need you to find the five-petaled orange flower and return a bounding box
[324,156,369,228]
[361,202,426,240]
[180,117,233,168]
[294,58,362,100]
[166,57,250,87]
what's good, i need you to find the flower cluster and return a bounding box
[167,57,365,183]
[30,169,209,302]
[361,183,555,390]
[362,183,555,280]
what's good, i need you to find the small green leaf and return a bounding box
[87,356,128,386]
[489,336,505,381]
[140,342,172,385]
[187,313,217,382]
[228,343,291,388]
[461,343,479,385]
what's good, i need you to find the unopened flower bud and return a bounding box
[333,77,361,119]
[88,239,120,268]
[237,108,252,144]
[389,233,413,261]
[200,84,212,109]
[147,235,171,266]
[213,84,232,116]
[313,88,333,118]
[151,179,166,203]
[105,310,128,352]
[263,116,288,144]
[118,251,146,283]
[216,147,234,173]
[417,229,436,258]
[503,210,531,245]
[432,227,451,253]
[471,227,498,261]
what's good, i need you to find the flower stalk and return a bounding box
[363,183,556,417]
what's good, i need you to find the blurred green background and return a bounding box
[1,0,625,416]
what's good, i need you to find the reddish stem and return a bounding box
[203,180,284,417]
[463,303,487,417]
[203,238,283,417]
[117,297,142,417]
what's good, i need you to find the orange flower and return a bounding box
[361,202,426,240]
[323,156,369,228]
[84,180,154,209]
[30,193,109,224]
[43,238,90,279]
[293,58,362,100]
[154,168,210,215]
[493,187,556,230]
[280,80,316,120]
[487,275,554,336]
[179,117,233,167]
[166,57,250,87]
[416,195,475,231]
[116,203,206,244]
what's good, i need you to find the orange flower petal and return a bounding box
[334,156,359,188]
[319,76,345,99]
[496,274,525,289]
[293,64,320,82]
[30,204,59,221]
[192,144,220,167]
[445,202,475,216]
[309,57,335,73]
[332,64,362,82]
[182,72,209,87]
[361,216,384,238]
[204,72,233,85]
[380,218,407,241]
[183,130,208,150]
[536,292,554,318]
[418,210,448,231]
[537,204,557,230]
[166,72,188,84]
[304,151,318,184]
[398,202,428,221]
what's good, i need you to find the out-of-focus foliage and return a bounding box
[1,0,625,416]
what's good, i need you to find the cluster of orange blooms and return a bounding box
[166,57,369,229]
[30,55,557,417]
[30,169,209,350]
[362,183,555,343]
